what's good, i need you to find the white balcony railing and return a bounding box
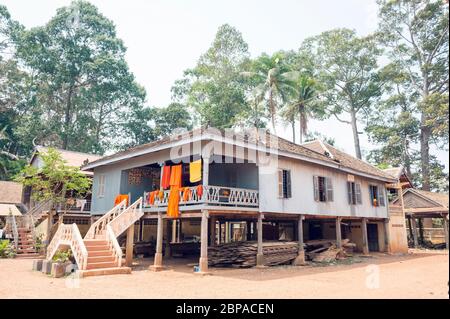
[143,185,259,209]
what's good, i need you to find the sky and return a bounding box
[2,0,448,169]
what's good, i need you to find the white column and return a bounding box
[256,213,264,267]
[198,210,209,273]
[293,214,306,266]
[149,212,164,271]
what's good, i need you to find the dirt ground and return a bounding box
[0,249,448,299]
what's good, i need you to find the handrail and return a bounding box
[143,185,259,208]
[7,215,19,249]
[108,197,144,238]
[84,199,127,239]
[71,224,88,270]
[106,225,122,267]
[26,199,52,219]
[46,223,89,271]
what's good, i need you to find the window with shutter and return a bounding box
[283,170,292,198]
[326,177,333,202]
[98,174,106,198]
[278,169,283,198]
[369,185,379,206]
[355,183,362,204]
[313,176,319,201]
[379,187,386,206]
[347,181,353,204]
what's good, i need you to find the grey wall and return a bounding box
[209,163,258,190]
[258,156,389,218]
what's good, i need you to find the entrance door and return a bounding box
[367,224,379,252]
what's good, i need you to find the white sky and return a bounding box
[2,0,448,169]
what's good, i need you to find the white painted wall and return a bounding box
[258,156,388,218]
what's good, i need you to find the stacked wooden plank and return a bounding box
[305,239,356,262]
[208,241,298,268]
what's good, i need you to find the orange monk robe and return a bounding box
[161,165,171,189]
[149,191,156,205]
[114,194,129,206]
[169,164,182,187]
[196,185,203,199]
[167,186,180,218]
[182,187,191,202]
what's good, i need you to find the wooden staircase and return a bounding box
[16,227,40,259]
[45,197,144,277]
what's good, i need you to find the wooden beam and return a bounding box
[256,213,264,267]
[336,217,342,249]
[385,182,410,189]
[404,207,449,213]
[362,218,369,255]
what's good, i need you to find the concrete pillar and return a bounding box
[225,221,230,243]
[218,220,222,245]
[384,218,391,254]
[177,219,181,243]
[209,216,216,246]
[335,217,342,249]
[443,215,449,250]
[164,219,171,257]
[256,213,264,267]
[411,216,419,248]
[149,212,164,271]
[362,218,369,255]
[293,214,306,266]
[125,223,135,267]
[171,219,177,243]
[139,219,144,242]
[198,210,209,273]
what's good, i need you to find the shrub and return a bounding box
[0,240,16,258]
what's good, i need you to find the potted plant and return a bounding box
[51,249,73,278]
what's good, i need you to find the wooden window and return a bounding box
[347,181,362,205]
[278,169,291,199]
[98,174,105,198]
[314,176,333,202]
[369,185,385,207]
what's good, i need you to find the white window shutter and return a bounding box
[326,177,333,202]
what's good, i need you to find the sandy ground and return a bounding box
[0,250,448,299]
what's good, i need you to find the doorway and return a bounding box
[367,223,379,252]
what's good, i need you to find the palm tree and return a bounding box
[281,75,316,144]
[242,53,297,133]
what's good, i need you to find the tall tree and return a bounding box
[280,75,317,144]
[243,52,297,133]
[172,24,251,129]
[377,0,449,190]
[302,29,382,159]
[14,1,146,154]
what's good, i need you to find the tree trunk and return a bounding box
[350,108,362,159]
[62,85,74,150]
[269,89,276,133]
[420,78,431,191]
[291,120,296,143]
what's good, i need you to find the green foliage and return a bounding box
[14,148,91,205]
[52,249,72,263]
[172,24,251,129]
[0,239,16,258]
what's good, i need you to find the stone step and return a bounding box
[86,261,118,270]
[85,245,110,252]
[78,267,131,278]
[15,253,42,259]
[88,256,116,263]
[84,240,108,246]
[87,250,113,257]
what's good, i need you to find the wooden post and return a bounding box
[411,216,419,248]
[407,215,414,239]
[209,216,216,246]
[198,210,209,274]
[225,221,230,243]
[256,213,264,267]
[150,212,164,271]
[335,217,342,249]
[293,214,306,266]
[384,218,391,254]
[443,215,449,251]
[177,219,182,243]
[218,220,222,245]
[125,223,135,267]
[139,219,144,242]
[362,218,369,255]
